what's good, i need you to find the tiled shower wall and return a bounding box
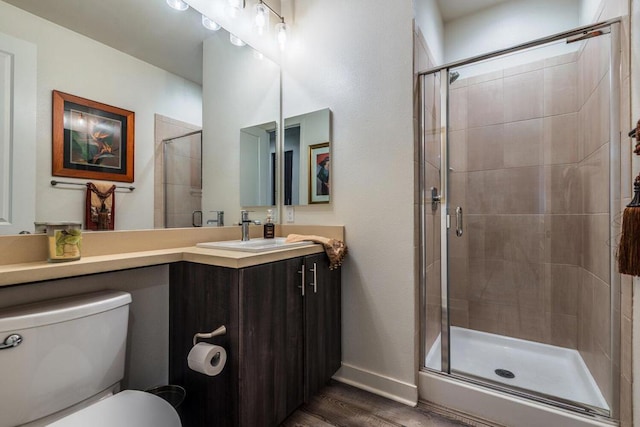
[154,114,202,228]
[446,35,616,408]
[447,51,588,348]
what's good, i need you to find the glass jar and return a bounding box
[46,222,82,262]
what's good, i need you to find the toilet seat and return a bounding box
[47,390,182,427]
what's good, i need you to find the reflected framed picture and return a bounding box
[309,142,330,204]
[52,90,135,183]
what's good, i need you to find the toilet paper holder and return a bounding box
[192,325,226,346]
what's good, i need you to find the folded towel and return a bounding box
[285,234,347,270]
[85,182,116,230]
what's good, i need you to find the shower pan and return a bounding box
[418,19,621,425]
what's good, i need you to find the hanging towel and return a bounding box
[85,182,116,230]
[285,234,348,270]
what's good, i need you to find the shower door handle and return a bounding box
[455,206,463,237]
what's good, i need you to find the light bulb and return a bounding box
[202,15,221,31]
[275,22,288,51]
[254,3,269,35]
[229,33,246,47]
[226,0,244,18]
[166,0,189,11]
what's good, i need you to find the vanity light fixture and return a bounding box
[253,2,269,35]
[202,15,221,31]
[254,0,289,50]
[166,0,189,11]
[275,20,288,51]
[229,33,247,47]
[226,0,245,18]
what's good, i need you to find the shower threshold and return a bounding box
[425,327,609,412]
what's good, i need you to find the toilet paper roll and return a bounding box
[187,343,227,376]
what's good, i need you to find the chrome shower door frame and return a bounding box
[418,19,623,421]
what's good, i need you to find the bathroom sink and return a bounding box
[196,237,313,253]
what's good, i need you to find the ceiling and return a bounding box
[3,0,209,84]
[436,0,512,22]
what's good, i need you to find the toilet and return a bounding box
[0,291,181,427]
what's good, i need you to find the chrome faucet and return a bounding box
[206,210,224,227]
[240,210,252,241]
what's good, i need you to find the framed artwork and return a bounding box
[309,142,330,204]
[52,90,135,183]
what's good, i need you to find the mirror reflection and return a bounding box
[0,0,280,234]
[240,122,276,207]
[283,108,331,206]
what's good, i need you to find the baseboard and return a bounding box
[332,362,418,407]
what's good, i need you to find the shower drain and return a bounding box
[495,369,515,379]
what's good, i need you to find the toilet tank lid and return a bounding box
[0,291,132,331]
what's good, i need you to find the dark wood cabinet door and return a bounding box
[169,262,239,427]
[303,254,342,401]
[238,257,304,427]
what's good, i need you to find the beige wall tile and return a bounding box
[468,79,504,128]
[503,215,545,264]
[504,119,544,168]
[503,59,545,77]
[503,166,544,214]
[449,256,469,301]
[544,62,579,116]
[544,164,582,214]
[582,214,611,283]
[449,130,467,172]
[450,87,467,131]
[543,113,579,165]
[591,274,611,358]
[545,215,583,265]
[578,268,595,365]
[449,298,469,328]
[546,264,579,316]
[548,313,578,348]
[466,170,505,214]
[503,70,544,122]
[466,70,503,86]
[467,124,504,171]
[581,143,610,214]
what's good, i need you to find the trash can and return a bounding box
[146,385,186,409]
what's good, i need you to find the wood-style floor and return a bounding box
[281,381,471,427]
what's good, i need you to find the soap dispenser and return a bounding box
[264,209,275,239]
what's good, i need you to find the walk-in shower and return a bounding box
[162,130,203,228]
[418,19,621,425]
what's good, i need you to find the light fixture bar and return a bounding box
[258,0,284,23]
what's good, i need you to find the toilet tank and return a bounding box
[0,291,132,427]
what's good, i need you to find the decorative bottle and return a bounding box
[263,209,275,239]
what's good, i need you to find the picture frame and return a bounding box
[309,142,330,204]
[52,90,135,183]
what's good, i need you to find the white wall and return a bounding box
[0,1,202,231]
[283,0,417,404]
[414,0,445,66]
[444,0,580,64]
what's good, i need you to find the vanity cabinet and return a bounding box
[169,253,341,427]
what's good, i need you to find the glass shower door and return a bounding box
[422,23,620,419]
[163,131,203,228]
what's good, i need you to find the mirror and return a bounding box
[239,122,277,207]
[201,28,280,223]
[283,108,331,206]
[0,0,280,233]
